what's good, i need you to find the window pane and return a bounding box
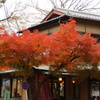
[1,79,10,97]
[53,82,58,99]
[91,81,100,97]
[17,79,22,97]
[12,79,17,97]
[60,81,64,97]
[50,78,65,100]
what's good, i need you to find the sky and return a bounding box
[0,0,100,32]
[0,0,51,21]
[0,0,100,20]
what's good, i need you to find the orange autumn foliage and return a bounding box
[45,20,100,72]
[0,30,48,76]
[0,19,100,77]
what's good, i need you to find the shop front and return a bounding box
[0,69,100,100]
[0,70,22,100]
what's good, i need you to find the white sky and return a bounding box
[0,0,51,20]
[0,0,100,32]
[0,0,100,20]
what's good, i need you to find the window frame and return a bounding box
[0,77,22,99]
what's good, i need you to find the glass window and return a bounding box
[73,84,80,99]
[91,82,99,97]
[53,82,59,99]
[90,81,100,100]
[17,79,22,97]
[1,79,10,97]
[60,81,64,99]
[50,78,65,100]
[12,78,22,97]
[1,78,22,98]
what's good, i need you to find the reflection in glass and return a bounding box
[17,79,22,97]
[12,78,22,97]
[1,79,10,97]
[91,81,100,100]
[60,81,64,97]
[91,82,99,97]
[51,78,65,100]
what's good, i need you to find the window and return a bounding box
[90,81,100,100]
[1,79,10,97]
[12,78,22,97]
[47,33,51,35]
[50,77,65,100]
[72,77,80,99]
[17,79,22,97]
[73,84,80,99]
[1,78,22,98]
[78,32,100,43]
[91,34,100,43]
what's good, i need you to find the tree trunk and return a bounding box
[34,74,51,100]
[28,76,35,100]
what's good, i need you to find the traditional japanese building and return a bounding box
[1,8,100,100]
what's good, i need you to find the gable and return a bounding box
[18,8,100,35]
[42,8,100,23]
[41,9,64,22]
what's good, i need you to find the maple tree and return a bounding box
[0,29,48,76]
[45,19,100,76]
[0,19,100,100]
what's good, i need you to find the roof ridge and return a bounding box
[53,7,100,21]
[54,7,100,17]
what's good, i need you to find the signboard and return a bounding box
[22,81,29,90]
[4,90,10,100]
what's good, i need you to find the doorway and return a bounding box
[50,77,66,100]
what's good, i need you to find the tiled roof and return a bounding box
[18,8,100,33]
[54,8,100,21]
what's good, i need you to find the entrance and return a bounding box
[50,77,66,100]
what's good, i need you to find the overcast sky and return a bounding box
[0,0,100,20]
[0,0,100,32]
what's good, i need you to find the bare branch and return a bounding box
[80,1,100,11]
[67,0,77,9]
[1,0,100,32]
[0,14,12,21]
[49,0,57,8]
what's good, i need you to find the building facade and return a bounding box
[1,8,100,100]
[25,8,100,100]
